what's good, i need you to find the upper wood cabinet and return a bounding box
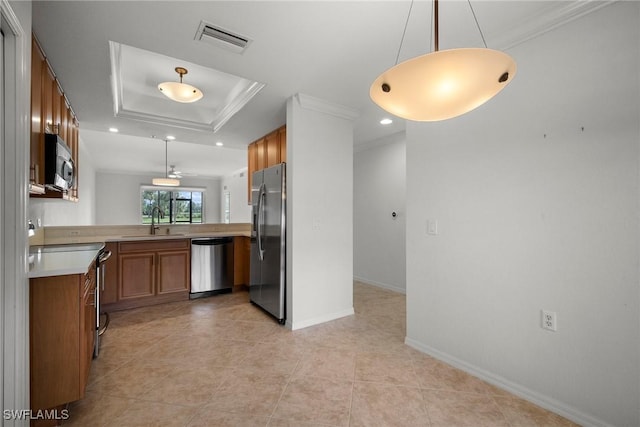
[30,34,80,201]
[278,126,287,163]
[247,125,286,203]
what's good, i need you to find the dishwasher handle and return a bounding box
[191,237,233,246]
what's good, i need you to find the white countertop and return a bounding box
[28,247,102,279]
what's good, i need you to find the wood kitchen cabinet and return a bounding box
[278,126,287,163]
[100,242,119,305]
[233,236,250,287]
[30,260,96,415]
[247,125,286,203]
[104,239,190,311]
[30,33,80,201]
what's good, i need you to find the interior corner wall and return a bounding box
[405,3,639,427]
[286,94,355,330]
[95,172,221,225]
[353,133,406,293]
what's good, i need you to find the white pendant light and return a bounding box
[158,67,204,103]
[152,139,180,187]
[370,0,516,122]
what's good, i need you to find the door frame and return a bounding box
[1,0,29,423]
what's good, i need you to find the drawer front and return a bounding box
[119,239,190,253]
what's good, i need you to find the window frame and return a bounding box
[140,185,205,225]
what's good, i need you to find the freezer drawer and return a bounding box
[190,237,233,298]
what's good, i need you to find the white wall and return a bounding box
[405,3,639,427]
[29,141,96,226]
[353,132,406,293]
[95,172,221,225]
[286,93,357,329]
[221,167,251,223]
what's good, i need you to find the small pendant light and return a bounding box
[158,67,204,104]
[152,139,180,187]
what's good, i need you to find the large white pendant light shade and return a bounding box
[370,0,516,121]
[158,67,203,104]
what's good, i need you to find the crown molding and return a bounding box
[295,93,359,121]
[494,0,617,51]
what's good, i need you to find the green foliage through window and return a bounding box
[141,188,203,224]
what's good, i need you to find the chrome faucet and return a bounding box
[150,206,165,235]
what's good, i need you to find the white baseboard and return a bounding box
[291,307,355,331]
[404,337,613,427]
[353,276,406,294]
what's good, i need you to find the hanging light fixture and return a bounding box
[370,0,516,121]
[152,139,180,187]
[158,67,204,103]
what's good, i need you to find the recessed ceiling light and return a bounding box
[109,127,119,133]
[380,118,393,125]
[166,135,176,140]
[215,141,224,147]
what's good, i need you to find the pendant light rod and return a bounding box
[164,139,169,177]
[434,0,439,52]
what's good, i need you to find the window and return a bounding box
[223,191,230,224]
[141,187,204,224]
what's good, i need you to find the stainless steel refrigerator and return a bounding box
[250,163,286,324]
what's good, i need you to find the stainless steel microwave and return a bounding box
[44,134,74,191]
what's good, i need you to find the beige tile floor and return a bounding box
[64,282,579,427]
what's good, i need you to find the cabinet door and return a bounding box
[157,250,190,295]
[30,38,45,186]
[265,130,280,167]
[247,142,257,204]
[70,117,80,199]
[29,275,81,410]
[256,137,266,170]
[52,81,63,136]
[79,271,95,395]
[101,242,118,305]
[119,253,155,299]
[233,236,250,286]
[58,95,68,142]
[278,126,287,163]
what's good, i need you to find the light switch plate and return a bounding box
[427,220,438,235]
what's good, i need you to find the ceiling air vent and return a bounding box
[195,21,251,54]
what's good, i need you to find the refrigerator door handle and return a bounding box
[257,183,266,261]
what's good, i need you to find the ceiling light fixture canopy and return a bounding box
[370,0,516,122]
[158,67,204,103]
[152,138,180,187]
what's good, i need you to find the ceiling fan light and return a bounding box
[152,177,181,186]
[370,48,516,121]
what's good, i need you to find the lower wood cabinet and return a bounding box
[233,236,250,287]
[102,236,251,312]
[30,260,96,414]
[103,239,190,311]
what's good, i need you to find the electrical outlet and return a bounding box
[541,310,557,332]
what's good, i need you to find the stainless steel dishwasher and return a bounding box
[190,237,233,299]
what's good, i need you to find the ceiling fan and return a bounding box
[167,165,196,179]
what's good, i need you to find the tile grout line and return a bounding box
[266,356,303,426]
